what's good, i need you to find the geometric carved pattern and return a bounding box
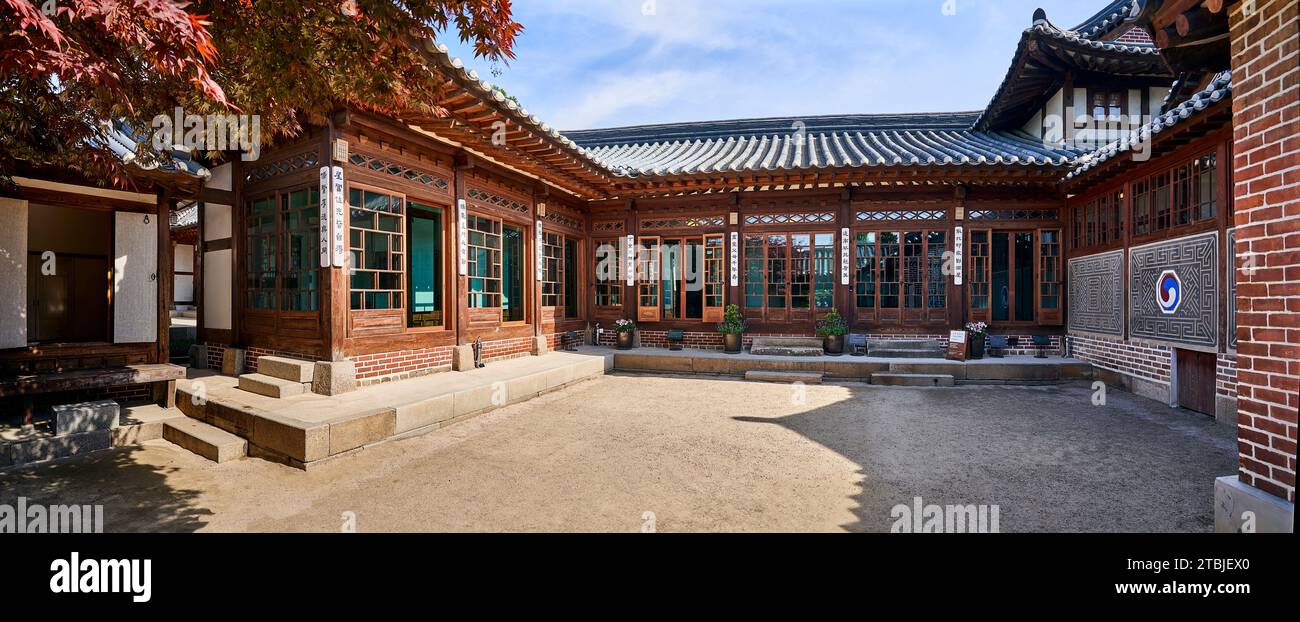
[968,209,1058,221]
[1227,228,1237,351]
[592,220,625,233]
[467,187,529,215]
[545,210,584,231]
[1068,249,1125,337]
[245,150,319,183]
[348,153,450,191]
[855,210,946,222]
[640,216,725,230]
[745,212,835,225]
[1128,231,1219,350]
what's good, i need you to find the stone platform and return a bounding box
[610,347,1093,383]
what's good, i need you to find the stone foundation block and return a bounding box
[221,348,247,376]
[53,400,120,435]
[452,344,475,371]
[312,360,356,396]
[1215,476,1294,533]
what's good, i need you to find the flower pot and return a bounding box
[969,333,986,359]
[723,332,743,354]
[823,334,844,355]
[616,331,634,350]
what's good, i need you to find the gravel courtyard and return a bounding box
[0,374,1235,532]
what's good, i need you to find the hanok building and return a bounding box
[1,0,1293,530]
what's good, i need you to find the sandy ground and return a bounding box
[0,375,1235,532]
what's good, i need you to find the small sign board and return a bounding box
[729,231,739,287]
[840,227,851,285]
[318,167,331,268]
[329,166,346,267]
[458,199,469,276]
[946,330,968,362]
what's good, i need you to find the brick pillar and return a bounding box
[1229,0,1299,505]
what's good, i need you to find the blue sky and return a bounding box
[441,0,1110,131]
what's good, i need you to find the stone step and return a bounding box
[238,373,307,399]
[867,339,944,350]
[162,418,247,463]
[255,356,315,384]
[750,346,825,357]
[867,348,946,359]
[871,372,955,387]
[751,336,824,349]
[744,371,825,384]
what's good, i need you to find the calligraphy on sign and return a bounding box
[536,221,545,282]
[458,199,469,276]
[625,234,636,286]
[840,228,850,285]
[330,166,346,268]
[953,226,964,286]
[318,167,330,268]
[730,231,739,287]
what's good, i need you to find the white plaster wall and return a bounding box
[114,212,158,343]
[1042,88,1065,147]
[1149,86,1170,116]
[204,203,232,242]
[203,248,232,330]
[0,198,28,349]
[174,243,195,305]
[174,243,194,272]
[1020,109,1043,141]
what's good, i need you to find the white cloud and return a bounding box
[548,70,714,130]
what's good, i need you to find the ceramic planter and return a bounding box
[723,332,743,353]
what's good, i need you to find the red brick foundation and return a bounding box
[1229,0,1299,502]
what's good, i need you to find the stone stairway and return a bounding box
[870,372,955,387]
[238,356,315,398]
[866,339,945,359]
[750,336,824,356]
[162,417,247,463]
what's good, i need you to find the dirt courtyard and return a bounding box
[0,374,1236,532]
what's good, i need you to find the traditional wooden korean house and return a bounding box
[175,0,1241,404]
[0,129,203,452]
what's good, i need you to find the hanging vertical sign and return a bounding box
[625,234,636,286]
[953,225,964,286]
[536,220,545,281]
[840,227,851,286]
[330,166,346,267]
[318,167,331,268]
[729,231,739,287]
[458,199,469,276]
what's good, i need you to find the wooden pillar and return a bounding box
[727,193,742,318]
[624,199,638,322]
[156,187,174,364]
[952,185,967,332]
[533,195,546,342]
[321,121,348,361]
[195,199,205,345]
[836,188,852,315]
[453,158,471,347]
[230,155,245,349]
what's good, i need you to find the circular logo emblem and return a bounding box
[1157,270,1182,315]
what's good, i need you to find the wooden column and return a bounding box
[230,155,245,349]
[453,158,471,347]
[952,185,967,332]
[322,121,348,361]
[623,199,637,322]
[727,193,742,318]
[836,188,852,315]
[156,187,174,363]
[195,199,206,345]
[533,195,546,342]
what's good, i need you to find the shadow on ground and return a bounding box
[1,445,212,532]
[733,380,1236,532]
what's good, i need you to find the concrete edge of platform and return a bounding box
[611,350,1093,383]
[1,405,185,472]
[178,353,613,470]
[1214,476,1295,533]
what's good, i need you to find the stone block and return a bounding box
[745,371,824,384]
[1214,476,1294,533]
[452,344,475,371]
[394,394,455,434]
[532,335,549,355]
[328,409,396,455]
[258,356,315,383]
[221,348,247,375]
[312,360,356,396]
[188,344,208,370]
[9,431,111,466]
[238,373,306,398]
[53,400,120,435]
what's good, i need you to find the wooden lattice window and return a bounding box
[541,232,566,309]
[593,239,624,308]
[348,187,405,310]
[854,232,877,309]
[637,237,661,322]
[968,229,991,321]
[703,234,726,322]
[246,196,278,310]
[466,214,502,309]
[1039,229,1062,324]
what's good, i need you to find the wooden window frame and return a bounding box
[347,183,406,312]
[244,186,321,313]
[1037,228,1063,326]
[405,199,450,332]
[636,234,726,323]
[592,237,624,311]
[855,228,948,325]
[541,231,582,320]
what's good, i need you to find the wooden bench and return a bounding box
[0,364,186,425]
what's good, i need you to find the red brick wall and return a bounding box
[599,330,1062,355]
[354,346,454,385]
[1230,0,1299,503]
[1068,334,1172,384]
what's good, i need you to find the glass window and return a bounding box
[349,188,404,310]
[813,233,835,310]
[541,232,565,309]
[854,232,877,309]
[502,223,525,323]
[466,215,501,309]
[593,239,623,307]
[744,235,765,309]
[408,203,443,328]
[246,196,278,310]
[281,188,319,312]
[926,231,947,310]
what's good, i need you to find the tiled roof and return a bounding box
[565,112,982,148]
[1071,0,1145,42]
[98,123,211,180]
[171,204,199,229]
[1065,71,1231,182]
[571,118,1083,178]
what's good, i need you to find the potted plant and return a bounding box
[613,319,637,350]
[965,321,989,359]
[717,304,746,354]
[817,308,848,355]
